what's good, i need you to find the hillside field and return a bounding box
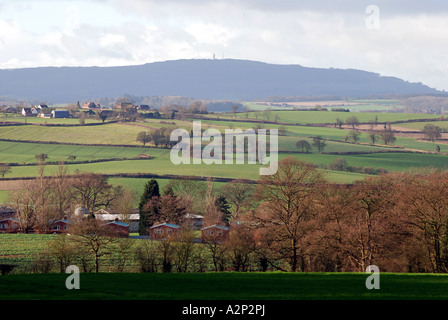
[1,110,448,202]
[209,110,441,124]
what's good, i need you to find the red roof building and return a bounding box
[103,219,129,237]
[49,219,70,234]
[149,223,179,240]
[201,225,230,243]
[0,218,19,233]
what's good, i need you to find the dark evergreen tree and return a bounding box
[215,195,232,224]
[139,179,160,234]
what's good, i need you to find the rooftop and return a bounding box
[150,223,180,229]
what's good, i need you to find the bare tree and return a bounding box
[342,176,397,271]
[397,169,448,273]
[227,226,256,271]
[70,216,118,273]
[203,237,228,272]
[221,179,255,221]
[380,129,396,145]
[47,235,77,273]
[251,157,326,272]
[136,131,151,146]
[0,163,11,178]
[134,239,159,273]
[345,116,359,129]
[423,124,442,142]
[172,227,197,273]
[296,140,312,153]
[49,162,74,218]
[71,173,120,214]
[9,181,38,233]
[114,187,137,225]
[312,136,326,153]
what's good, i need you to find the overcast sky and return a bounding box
[1,0,447,91]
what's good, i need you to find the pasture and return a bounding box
[1,272,448,300]
[1,111,448,195]
[393,120,448,131]
[209,110,441,125]
[0,123,145,145]
[0,140,153,164]
[1,109,448,202]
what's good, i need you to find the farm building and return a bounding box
[21,107,35,117]
[51,110,71,118]
[103,219,129,237]
[183,213,203,230]
[50,219,70,234]
[201,225,230,243]
[150,222,179,240]
[0,218,19,233]
[82,102,99,109]
[0,206,16,219]
[94,208,139,233]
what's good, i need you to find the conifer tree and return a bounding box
[139,179,160,234]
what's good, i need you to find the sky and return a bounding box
[0,0,448,91]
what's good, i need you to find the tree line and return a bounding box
[132,158,448,274]
[9,158,448,274]
[9,163,136,234]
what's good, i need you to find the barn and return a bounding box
[51,110,71,118]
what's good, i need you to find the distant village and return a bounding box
[0,101,152,119]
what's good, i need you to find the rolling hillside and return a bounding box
[0,59,440,102]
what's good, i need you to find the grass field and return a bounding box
[2,234,448,301]
[290,152,448,172]
[0,140,153,164]
[2,111,448,197]
[0,234,55,266]
[0,123,146,145]
[0,114,105,125]
[394,120,448,130]
[211,110,441,125]
[1,272,448,300]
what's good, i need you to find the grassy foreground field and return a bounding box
[1,272,448,300]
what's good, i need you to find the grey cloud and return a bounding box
[100,0,448,15]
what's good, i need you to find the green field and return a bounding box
[0,123,145,145]
[3,105,448,303]
[1,114,106,125]
[0,140,153,164]
[241,99,403,112]
[2,234,448,300]
[1,272,448,300]
[394,120,448,130]
[10,151,446,178]
[1,110,448,200]
[2,114,448,192]
[212,110,441,125]
[0,234,55,266]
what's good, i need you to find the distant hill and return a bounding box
[0,59,441,103]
